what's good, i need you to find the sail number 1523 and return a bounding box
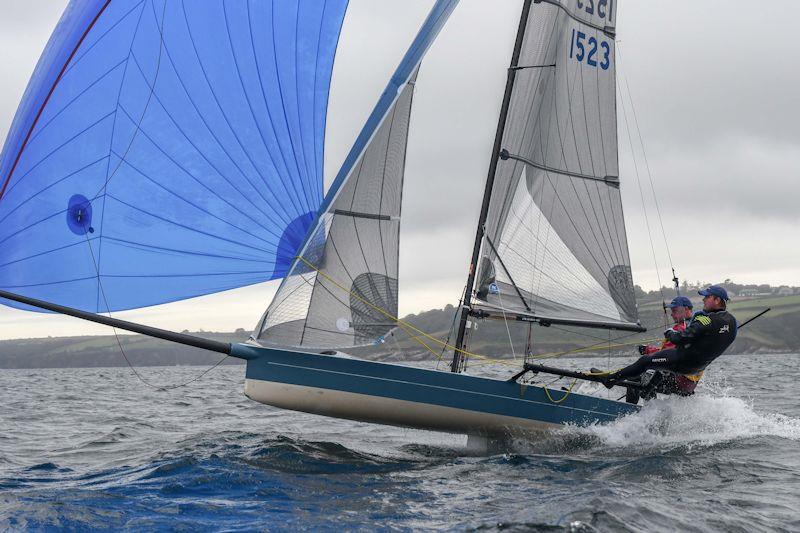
[569,28,610,70]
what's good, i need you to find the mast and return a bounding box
[451,0,533,373]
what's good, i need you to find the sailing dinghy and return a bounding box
[1,0,650,440]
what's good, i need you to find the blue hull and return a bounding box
[232,343,638,436]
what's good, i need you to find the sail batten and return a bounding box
[500,150,619,186]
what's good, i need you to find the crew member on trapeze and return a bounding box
[603,285,737,396]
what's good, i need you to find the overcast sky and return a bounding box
[1,1,799,340]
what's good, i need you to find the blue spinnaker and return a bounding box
[0,0,348,312]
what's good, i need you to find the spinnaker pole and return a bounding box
[0,289,238,357]
[452,0,533,373]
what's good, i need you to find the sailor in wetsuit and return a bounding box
[636,295,704,395]
[604,285,737,397]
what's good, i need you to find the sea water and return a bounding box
[1,353,798,531]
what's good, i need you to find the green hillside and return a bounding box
[0,293,797,369]
[380,292,800,362]
[0,330,249,369]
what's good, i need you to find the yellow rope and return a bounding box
[527,337,663,360]
[539,369,628,404]
[297,256,498,362]
[543,378,578,403]
[394,321,443,362]
[296,256,661,366]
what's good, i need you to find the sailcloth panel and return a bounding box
[255,73,416,349]
[474,0,639,327]
[0,0,348,313]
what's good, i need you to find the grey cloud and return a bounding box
[1,1,798,339]
[326,0,516,218]
[618,137,800,223]
[396,0,800,241]
[0,1,69,149]
[618,2,800,148]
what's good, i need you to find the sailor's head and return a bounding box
[666,295,693,321]
[698,285,729,311]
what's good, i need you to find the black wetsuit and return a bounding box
[613,309,737,381]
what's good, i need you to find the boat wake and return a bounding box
[568,393,800,453]
[493,388,800,457]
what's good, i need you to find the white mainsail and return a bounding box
[472,0,639,330]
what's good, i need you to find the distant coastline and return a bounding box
[1,291,797,369]
[0,330,248,369]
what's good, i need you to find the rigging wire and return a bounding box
[617,45,675,273]
[616,49,667,327]
[82,231,230,390]
[297,255,668,368]
[524,321,533,362]
[607,328,612,398]
[436,283,467,371]
[547,323,629,342]
[496,288,518,361]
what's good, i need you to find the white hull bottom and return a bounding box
[244,378,559,437]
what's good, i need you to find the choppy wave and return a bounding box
[501,392,800,459]
[2,356,800,530]
[580,394,800,449]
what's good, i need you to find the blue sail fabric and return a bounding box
[0,0,348,312]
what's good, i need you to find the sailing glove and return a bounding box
[637,344,648,355]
